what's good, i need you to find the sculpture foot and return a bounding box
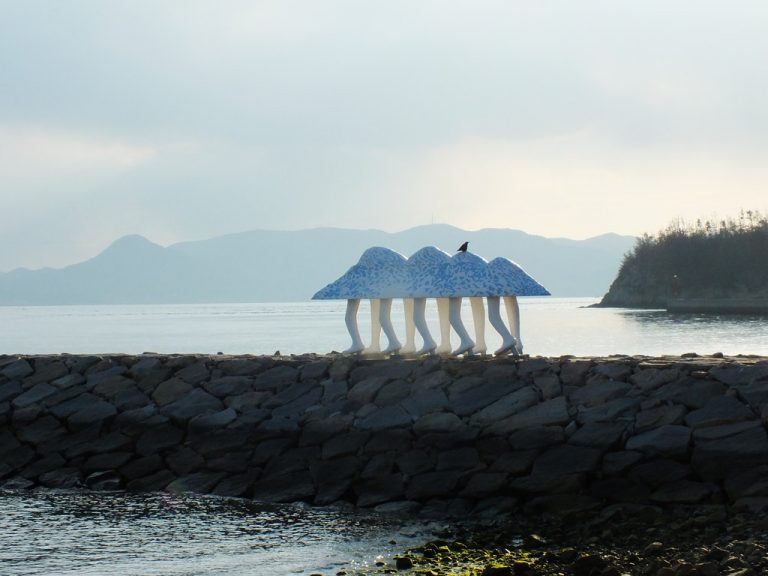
[400,344,417,355]
[514,341,524,356]
[417,340,437,356]
[452,340,475,356]
[472,346,487,356]
[436,344,452,355]
[383,343,402,355]
[494,339,517,356]
[363,346,382,355]
[344,343,365,354]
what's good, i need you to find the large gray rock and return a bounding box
[38,468,82,489]
[507,426,565,450]
[447,377,511,416]
[634,404,687,433]
[470,386,538,426]
[490,451,537,475]
[656,379,726,409]
[347,376,389,406]
[313,456,360,505]
[405,471,461,500]
[299,415,353,446]
[486,397,570,435]
[355,473,405,507]
[625,425,691,457]
[630,368,679,391]
[189,408,237,431]
[709,363,768,386]
[0,381,22,402]
[127,470,176,492]
[1,359,33,380]
[25,360,68,386]
[592,362,632,381]
[271,387,322,420]
[175,361,210,384]
[532,444,602,477]
[219,358,264,377]
[51,373,86,390]
[68,399,118,430]
[120,455,165,480]
[21,453,67,479]
[162,389,223,423]
[12,382,56,408]
[413,412,466,435]
[401,388,449,418]
[568,422,627,450]
[577,397,641,424]
[684,396,754,429]
[629,459,690,488]
[436,447,480,471]
[165,447,205,476]
[50,392,99,419]
[152,378,193,406]
[651,480,711,504]
[692,420,761,441]
[253,365,298,391]
[136,424,184,456]
[84,452,134,472]
[262,381,316,409]
[224,391,271,412]
[692,426,768,480]
[591,478,650,504]
[253,471,315,502]
[357,405,412,431]
[460,472,508,499]
[365,428,412,453]
[203,376,252,398]
[602,451,643,476]
[534,373,562,399]
[212,469,261,497]
[412,369,452,393]
[322,431,369,460]
[559,360,592,386]
[569,379,630,408]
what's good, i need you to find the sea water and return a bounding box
[0,297,766,357]
[0,491,436,576]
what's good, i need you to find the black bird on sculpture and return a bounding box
[457,241,469,253]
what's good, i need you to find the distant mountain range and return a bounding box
[0,225,636,305]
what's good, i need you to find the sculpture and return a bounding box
[313,246,549,356]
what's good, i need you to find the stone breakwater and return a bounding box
[2,353,768,516]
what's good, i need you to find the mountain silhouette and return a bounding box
[0,225,635,305]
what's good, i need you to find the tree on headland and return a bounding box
[598,210,768,308]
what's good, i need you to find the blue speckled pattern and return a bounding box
[312,246,550,300]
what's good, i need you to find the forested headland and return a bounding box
[598,210,768,308]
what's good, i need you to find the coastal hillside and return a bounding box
[598,211,768,308]
[0,225,635,305]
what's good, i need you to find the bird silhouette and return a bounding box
[457,241,469,253]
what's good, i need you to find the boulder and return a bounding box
[165,447,205,476]
[405,471,462,500]
[651,480,712,504]
[322,432,370,460]
[532,444,602,477]
[252,471,315,502]
[508,426,566,451]
[347,376,389,406]
[460,473,508,499]
[470,386,539,426]
[559,360,592,386]
[634,404,687,433]
[189,408,237,431]
[401,388,449,418]
[0,381,22,403]
[629,459,691,488]
[16,415,65,445]
[602,451,643,476]
[684,396,754,429]
[204,376,253,398]
[357,405,412,431]
[447,377,512,416]
[252,365,298,391]
[355,473,405,507]
[25,360,68,386]
[568,422,627,450]
[166,471,227,494]
[12,382,56,409]
[413,412,466,435]
[692,426,768,480]
[212,469,261,497]
[577,398,641,424]
[1,359,33,380]
[625,425,691,457]
[590,478,650,504]
[136,423,184,456]
[490,451,537,475]
[534,373,562,399]
[67,399,118,430]
[162,389,223,423]
[629,368,679,391]
[152,377,193,407]
[489,398,570,435]
[374,379,411,406]
[175,361,210,384]
[569,379,630,408]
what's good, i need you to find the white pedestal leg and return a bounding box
[449,297,475,356]
[344,299,365,353]
[379,298,402,354]
[504,295,523,355]
[436,297,452,354]
[488,296,516,355]
[401,298,416,354]
[469,297,487,355]
[364,298,382,354]
[413,297,437,355]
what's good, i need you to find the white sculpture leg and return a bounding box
[504,295,523,355]
[344,299,365,353]
[413,297,437,355]
[379,298,402,354]
[469,297,487,355]
[436,297,452,354]
[364,299,382,354]
[401,298,417,354]
[449,297,475,356]
[487,296,517,356]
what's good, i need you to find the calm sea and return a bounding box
[1,297,766,357]
[1,298,767,575]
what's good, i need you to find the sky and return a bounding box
[1,1,767,271]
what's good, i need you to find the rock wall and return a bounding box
[2,353,768,516]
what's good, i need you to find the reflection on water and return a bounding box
[0,298,765,357]
[0,491,430,576]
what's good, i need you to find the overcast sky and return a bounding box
[2,1,767,271]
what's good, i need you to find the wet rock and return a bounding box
[692,426,768,480]
[405,471,461,500]
[436,447,480,471]
[86,470,123,491]
[252,471,315,502]
[166,471,227,494]
[651,480,712,504]
[490,450,537,475]
[38,468,81,488]
[460,472,508,498]
[365,428,412,453]
[355,473,405,507]
[84,452,133,472]
[165,446,205,476]
[21,453,67,479]
[127,469,176,491]
[120,455,165,480]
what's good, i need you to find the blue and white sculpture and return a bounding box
[313,246,550,356]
